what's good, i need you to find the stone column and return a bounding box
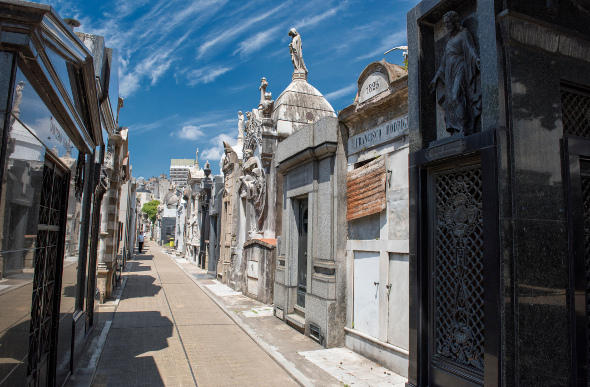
[97,133,123,302]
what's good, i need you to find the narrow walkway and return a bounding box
[91,241,298,386]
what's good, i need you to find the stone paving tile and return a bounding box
[299,348,407,386]
[92,242,297,387]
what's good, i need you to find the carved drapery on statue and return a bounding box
[288,28,307,74]
[430,11,481,136]
[239,111,266,233]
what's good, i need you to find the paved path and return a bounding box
[91,241,298,387]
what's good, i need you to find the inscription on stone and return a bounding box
[348,115,409,155]
[425,139,466,161]
[359,72,388,103]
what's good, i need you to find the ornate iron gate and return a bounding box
[431,162,484,384]
[27,158,69,386]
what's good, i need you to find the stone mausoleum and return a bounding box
[407,0,590,385]
[339,59,410,376]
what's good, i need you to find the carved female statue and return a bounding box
[429,11,481,135]
[288,28,307,74]
[238,111,244,138]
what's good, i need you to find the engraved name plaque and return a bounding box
[425,139,466,161]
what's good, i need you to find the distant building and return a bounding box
[170,159,194,188]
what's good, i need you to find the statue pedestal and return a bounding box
[292,69,307,82]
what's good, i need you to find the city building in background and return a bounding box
[169,158,194,189]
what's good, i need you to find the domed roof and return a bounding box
[272,79,336,135]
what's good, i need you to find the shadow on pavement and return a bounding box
[92,311,174,387]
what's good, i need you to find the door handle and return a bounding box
[374,282,379,286]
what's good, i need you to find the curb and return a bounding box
[164,247,314,387]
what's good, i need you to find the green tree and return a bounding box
[142,200,160,224]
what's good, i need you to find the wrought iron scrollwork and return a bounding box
[435,168,484,372]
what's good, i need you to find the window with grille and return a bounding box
[562,88,590,138]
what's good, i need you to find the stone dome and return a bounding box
[272,79,336,135]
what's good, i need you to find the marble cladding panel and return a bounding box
[273,282,287,314]
[286,163,314,193]
[305,293,329,342]
[508,0,590,37]
[310,275,336,300]
[345,333,409,378]
[314,157,334,261]
[507,46,566,221]
[387,149,409,241]
[275,265,285,284]
[313,116,339,145]
[348,212,381,240]
[387,253,409,351]
[276,123,312,163]
[514,218,570,386]
[326,300,345,347]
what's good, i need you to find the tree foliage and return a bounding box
[142,200,160,224]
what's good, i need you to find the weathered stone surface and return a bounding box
[273,81,336,135]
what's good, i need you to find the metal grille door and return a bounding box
[27,159,69,386]
[432,164,485,381]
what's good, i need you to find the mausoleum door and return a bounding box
[353,251,380,338]
[427,160,485,387]
[565,138,590,386]
[296,198,308,308]
[28,157,70,386]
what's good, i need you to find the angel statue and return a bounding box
[429,11,481,136]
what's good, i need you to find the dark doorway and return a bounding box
[296,198,308,309]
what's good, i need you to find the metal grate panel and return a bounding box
[562,89,590,137]
[581,175,590,380]
[28,160,68,383]
[435,166,484,372]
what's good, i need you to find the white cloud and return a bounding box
[355,29,407,62]
[72,0,229,98]
[233,26,281,57]
[295,3,346,29]
[186,65,233,86]
[201,133,237,161]
[175,125,205,140]
[129,114,179,133]
[197,4,286,60]
[324,84,357,101]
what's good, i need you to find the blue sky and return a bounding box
[37,0,419,178]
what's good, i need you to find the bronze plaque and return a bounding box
[347,156,386,221]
